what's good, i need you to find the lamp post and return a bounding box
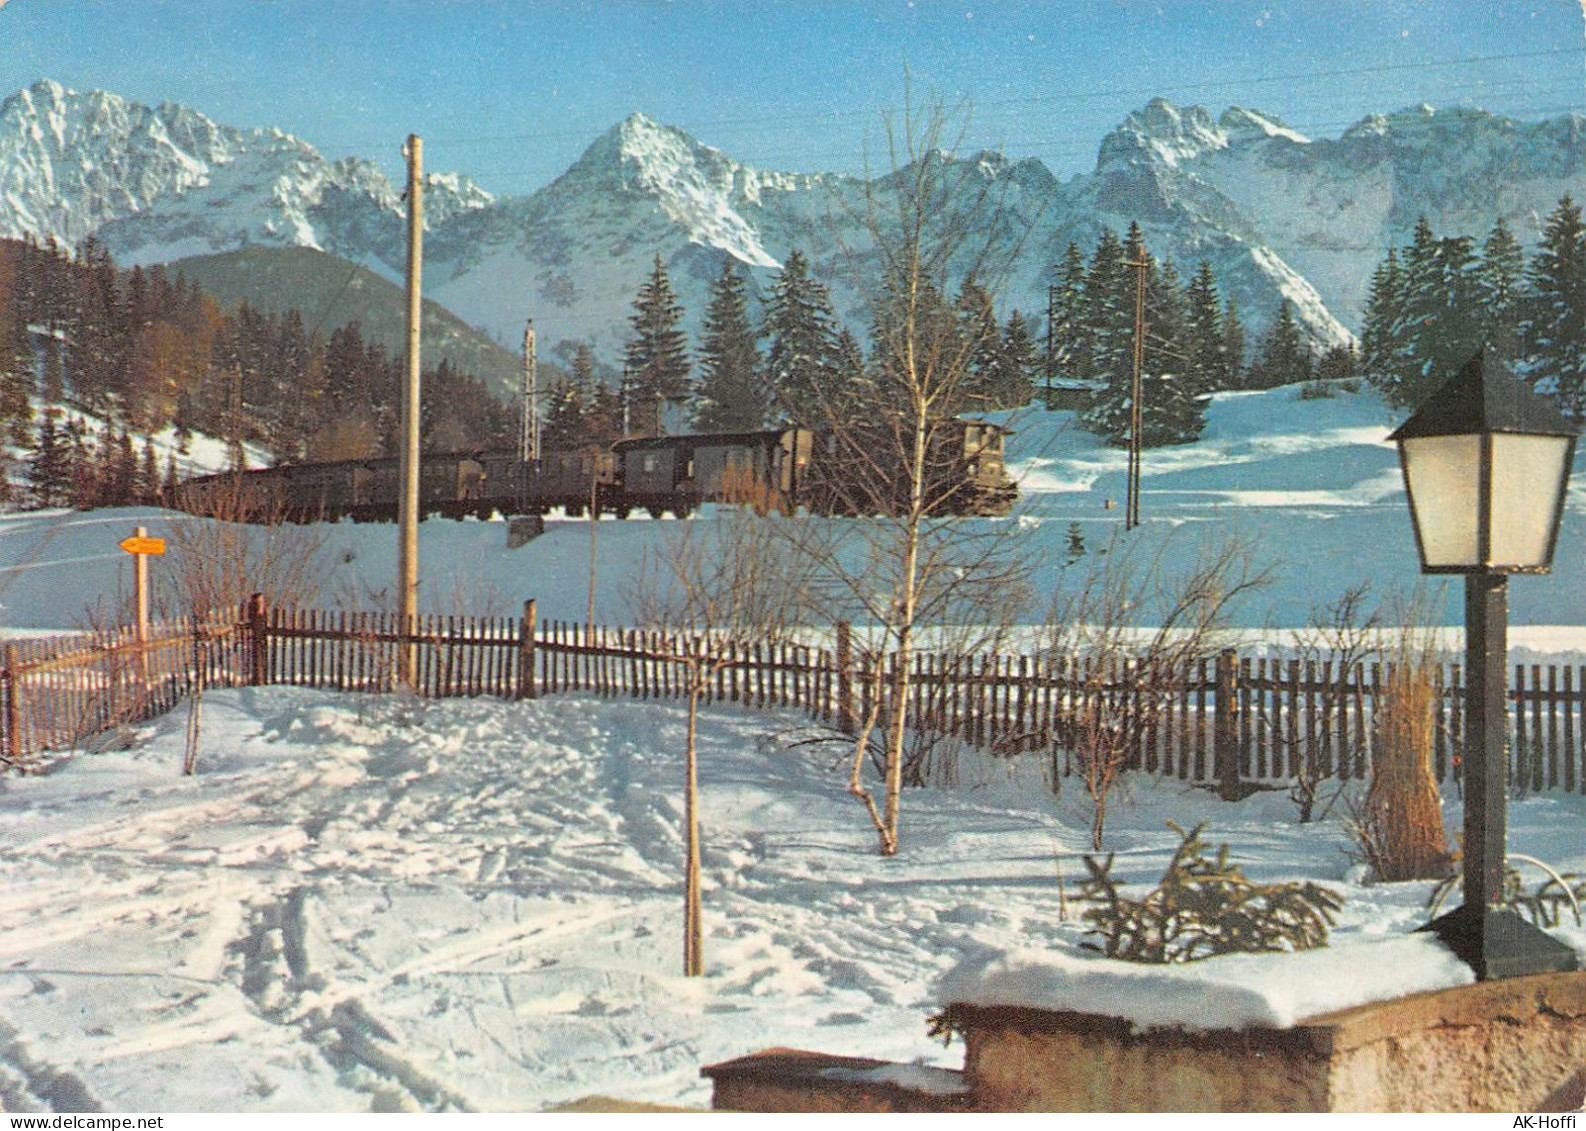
[1390,349,1579,980]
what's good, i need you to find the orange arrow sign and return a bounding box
[119,535,166,555]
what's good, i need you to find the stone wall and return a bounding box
[706,974,1586,1111]
[952,972,1586,1112]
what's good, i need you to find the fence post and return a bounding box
[518,599,538,700]
[247,593,268,687]
[1215,647,1241,800]
[2,644,19,765]
[835,620,855,735]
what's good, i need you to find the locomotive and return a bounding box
[172,419,1016,523]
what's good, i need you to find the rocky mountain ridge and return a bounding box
[2,79,1580,371]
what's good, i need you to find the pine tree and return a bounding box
[1360,248,1402,395]
[1141,258,1205,444]
[561,343,621,445]
[162,450,181,501]
[1388,224,1483,407]
[1184,262,1232,396]
[994,310,1039,409]
[869,269,963,421]
[1315,344,1358,383]
[1079,228,1134,441]
[106,429,137,507]
[1084,232,1206,446]
[956,277,1002,412]
[1477,217,1525,362]
[1048,241,1090,389]
[1246,300,1313,389]
[65,417,98,509]
[623,255,691,436]
[1220,299,1247,384]
[171,389,196,455]
[543,372,588,450]
[26,409,70,508]
[0,298,35,447]
[1064,521,1087,567]
[763,249,841,425]
[70,237,123,418]
[831,327,866,389]
[139,437,160,505]
[693,259,766,432]
[39,334,65,404]
[1520,195,1586,415]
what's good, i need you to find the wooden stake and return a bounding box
[398,134,424,686]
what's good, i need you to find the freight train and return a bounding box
[172,420,1017,523]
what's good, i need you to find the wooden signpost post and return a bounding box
[119,527,166,685]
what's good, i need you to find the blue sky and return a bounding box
[2,1,1583,194]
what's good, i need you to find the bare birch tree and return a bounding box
[777,93,1047,856]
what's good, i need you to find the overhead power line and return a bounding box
[308,43,1584,161]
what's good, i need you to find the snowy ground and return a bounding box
[4,383,1586,643]
[1,382,1585,1111]
[3,684,1583,1112]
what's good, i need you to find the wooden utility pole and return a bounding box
[620,362,631,437]
[521,318,539,462]
[1126,250,1148,532]
[398,134,423,685]
[1045,282,1059,403]
[131,525,151,649]
[228,362,245,473]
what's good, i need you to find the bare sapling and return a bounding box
[159,472,329,620]
[158,474,329,771]
[1043,530,1273,849]
[182,629,205,775]
[1286,582,1382,823]
[629,464,812,976]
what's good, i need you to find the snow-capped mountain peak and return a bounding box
[0,79,488,273]
[1102,98,1228,167]
[1218,106,1309,145]
[1,80,1580,388]
[559,111,782,268]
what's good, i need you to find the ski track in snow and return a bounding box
[0,691,1057,1111]
[0,685,1581,1111]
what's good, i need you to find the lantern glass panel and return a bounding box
[1488,433,1571,569]
[1401,434,1481,568]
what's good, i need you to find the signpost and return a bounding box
[120,527,165,685]
[118,533,166,556]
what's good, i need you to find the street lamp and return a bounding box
[1390,348,1579,980]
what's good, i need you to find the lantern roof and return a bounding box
[1388,348,1577,442]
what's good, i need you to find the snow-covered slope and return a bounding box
[5,382,1586,642]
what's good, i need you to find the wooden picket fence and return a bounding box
[0,612,247,761]
[4,597,1586,796]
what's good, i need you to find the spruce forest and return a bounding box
[0,192,1580,514]
[0,236,516,509]
[554,195,1583,459]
